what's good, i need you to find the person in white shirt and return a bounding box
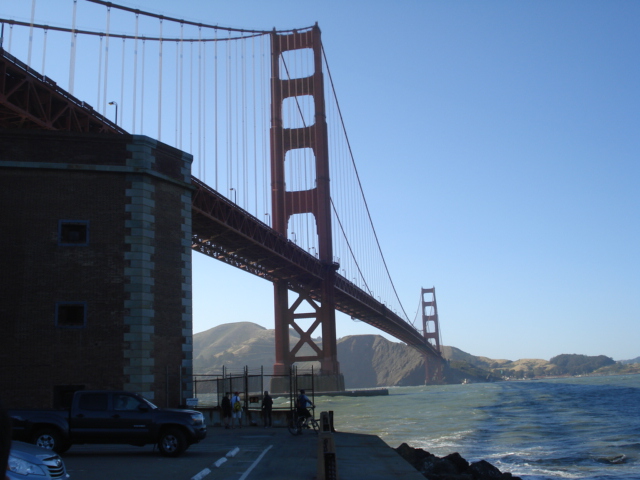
[230,391,242,428]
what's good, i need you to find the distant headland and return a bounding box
[193,321,640,387]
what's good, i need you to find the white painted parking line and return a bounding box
[238,445,273,480]
[226,447,240,458]
[191,467,211,480]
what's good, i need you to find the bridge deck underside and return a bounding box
[191,178,441,359]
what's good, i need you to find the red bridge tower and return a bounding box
[422,287,443,384]
[270,26,344,391]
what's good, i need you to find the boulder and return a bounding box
[394,444,521,480]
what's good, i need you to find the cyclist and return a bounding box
[296,389,314,421]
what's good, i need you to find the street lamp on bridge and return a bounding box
[108,101,118,125]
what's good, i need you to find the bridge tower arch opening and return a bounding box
[270,26,344,391]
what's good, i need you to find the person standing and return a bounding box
[221,392,232,429]
[231,391,242,429]
[261,391,273,428]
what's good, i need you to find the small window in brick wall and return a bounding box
[59,220,89,246]
[56,302,87,328]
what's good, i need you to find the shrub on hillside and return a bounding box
[550,354,615,375]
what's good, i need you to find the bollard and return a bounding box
[317,411,339,480]
[321,411,332,433]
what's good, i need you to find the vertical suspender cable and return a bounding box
[27,0,36,67]
[242,38,248,208]
[41,27,48,74]
[119,38,125,127]
[132,13,139,134]
[7,24,13,53]
[213,28,218,189]
[68,0,77,93]
[189,41,193,154]
[97,35,103,110]
[158,17,163,141]
[236,39,241,203]
[197,29,202,179]
[140,38,146,135]
[174,40,179,145]
[226,35,232,192]
[261,34,268,222]
[202,36,207,182]
[308,42,314,250]
[102,6,111,115]
[252,35,258,215]
[179,23,184,150]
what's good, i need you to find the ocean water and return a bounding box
[315,375,640,479]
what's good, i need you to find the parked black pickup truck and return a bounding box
[9,390,206,457]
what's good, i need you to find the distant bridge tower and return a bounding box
[270,26,343,391]
[422,287,443,384]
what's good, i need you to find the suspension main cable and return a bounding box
[330,199,372,296]
[85,0,312,35]
[0,18,269,43]
[322,44,411,322]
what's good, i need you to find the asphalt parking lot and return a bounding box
[63,426,321,480]
[61,425,424,480]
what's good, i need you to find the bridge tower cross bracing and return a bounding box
[270,26,341,380]
[422,287,443,384]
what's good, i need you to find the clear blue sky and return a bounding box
[4,1,639,361]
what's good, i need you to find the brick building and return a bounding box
[0,129,194,409]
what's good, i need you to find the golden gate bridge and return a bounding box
[0,0,444,384]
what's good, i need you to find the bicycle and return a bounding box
[288,408,319,435]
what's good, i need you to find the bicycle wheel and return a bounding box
[310,418,319,434]
[288,414,301,435]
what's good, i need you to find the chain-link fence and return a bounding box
[193,365,317,411]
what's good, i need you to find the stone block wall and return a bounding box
[0,130,193,408]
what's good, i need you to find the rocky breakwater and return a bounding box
[395,443,521,480]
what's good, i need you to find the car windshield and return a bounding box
[141,396,158,410]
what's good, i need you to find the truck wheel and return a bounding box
[31,428,70,454]
[158,428,187,457]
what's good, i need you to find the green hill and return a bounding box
[193,322,321,374]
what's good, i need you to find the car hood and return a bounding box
[159,408,200,415]
[10,440,61,462]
